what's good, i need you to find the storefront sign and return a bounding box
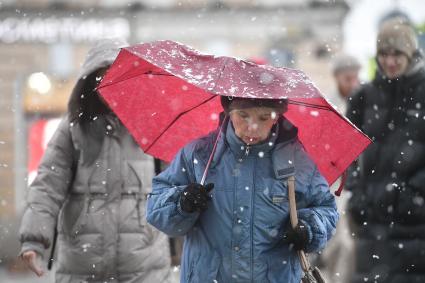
[0,17,130,43]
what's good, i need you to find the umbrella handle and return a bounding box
[200,114,228,186]
[287,175,311,272]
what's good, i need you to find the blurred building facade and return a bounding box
[0,0,349,265]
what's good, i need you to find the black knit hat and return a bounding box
[220,96,288,114]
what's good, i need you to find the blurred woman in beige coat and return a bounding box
[19,38,171,283]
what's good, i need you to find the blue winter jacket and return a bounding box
[147,117,338,283]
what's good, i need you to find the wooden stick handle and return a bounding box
[287,176,298,228]
[287,175,311,272]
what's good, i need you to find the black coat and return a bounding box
[345,57,425,283]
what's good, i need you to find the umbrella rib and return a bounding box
[288,100,332,111]
[145,95,217,153]
[209,58,229,95]
[99,72,173,89]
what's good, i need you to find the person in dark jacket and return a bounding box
[346,17,425,283]
[19,39,171,283]
[146,96,338,283]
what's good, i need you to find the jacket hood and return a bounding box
[67,38,128,165]
[68,38,128,119]
[204,115,298,168]
[78,38,128,80]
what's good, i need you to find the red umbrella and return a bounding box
[98,40,370,186]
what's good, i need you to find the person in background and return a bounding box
[328,53,361,114]
[315,53,362,283]
[146,96,338,282]
[346,17,425,283]
[18,38,172,283]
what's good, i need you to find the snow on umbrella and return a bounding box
[98,40,371,186]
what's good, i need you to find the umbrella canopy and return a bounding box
[98,40,370,185]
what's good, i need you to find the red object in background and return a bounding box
[98,40,371,186]
[248,57,268,65]
[28,120,48,175]
[27,118,61,185]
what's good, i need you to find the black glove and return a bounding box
[283,222,310,251]
[180,183,214,213]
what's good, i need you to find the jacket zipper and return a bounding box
[245,145,251,156]
[250,156,256,282]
